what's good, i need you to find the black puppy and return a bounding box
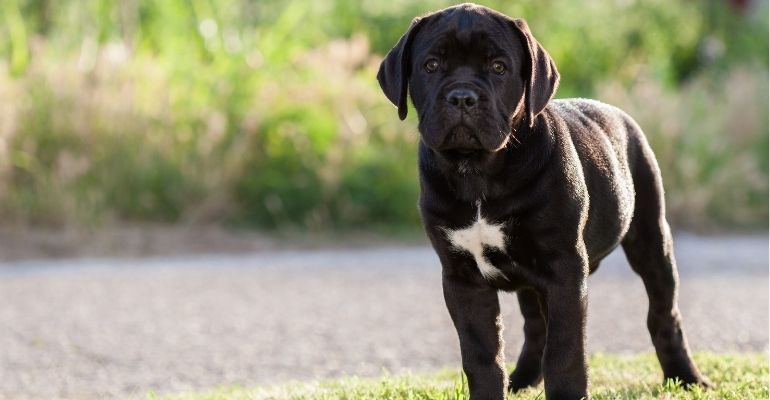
[377,3,710,399]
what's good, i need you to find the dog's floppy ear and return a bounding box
[377,17,427,120]
[511,19,560,127]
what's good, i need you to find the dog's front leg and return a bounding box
[443,272,507,400]
[542,255,590,400]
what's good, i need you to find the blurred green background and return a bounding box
[0,0,767,232]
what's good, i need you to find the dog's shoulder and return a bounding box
[546,98,644,145]
[550,98,629,126]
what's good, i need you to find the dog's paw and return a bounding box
[508,368,543,392]
[665,373,714,391]
[691,374,714,390]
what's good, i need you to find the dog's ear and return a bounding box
[377,17,427,120]
[511,19,560,127]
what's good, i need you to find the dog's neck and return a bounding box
[419,112,555,204]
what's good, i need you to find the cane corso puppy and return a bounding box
[377,3,710,399]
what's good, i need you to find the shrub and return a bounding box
[0,0,766,231]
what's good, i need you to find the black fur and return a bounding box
[377,4,710,399]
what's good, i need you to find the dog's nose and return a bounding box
[446,89,479,108]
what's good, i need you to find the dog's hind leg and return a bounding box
[621,142,711,388]
[508,288,546,392]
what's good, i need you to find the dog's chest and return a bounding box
[443,201,510,280]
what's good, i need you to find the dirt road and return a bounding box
[0,234,766,399]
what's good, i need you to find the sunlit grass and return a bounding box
[153,353,768,400]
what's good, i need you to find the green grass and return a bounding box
[153,353,768,400]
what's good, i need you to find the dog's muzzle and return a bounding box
[445,88,479,109]
[441,125,483,150]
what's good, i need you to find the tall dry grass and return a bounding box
[600,66,768,229]
[0,35,421,229]
[0,0,766,231]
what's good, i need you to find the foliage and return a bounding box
[600,65,769,230]
[0,0,767,230]
[152,353,769,399]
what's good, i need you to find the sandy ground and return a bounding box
[0,226,422,262]
[0,233,766,399]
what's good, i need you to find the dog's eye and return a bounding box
[424,59,439,73]
[491,61,506,75]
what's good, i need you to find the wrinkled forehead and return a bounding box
[413,7,519,59]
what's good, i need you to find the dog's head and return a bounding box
[378,3,559,164]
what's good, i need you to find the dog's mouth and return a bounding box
[442,148,484,161]
[440,125,484,150]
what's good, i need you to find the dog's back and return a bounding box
[545,98,654,265]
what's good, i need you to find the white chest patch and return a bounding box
[444,201,508,280]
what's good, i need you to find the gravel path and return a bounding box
[0,234,767,399]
